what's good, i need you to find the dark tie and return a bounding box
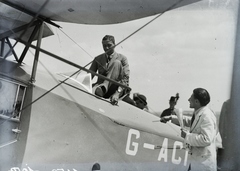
[106,55,111,67]
[191,114,195,126]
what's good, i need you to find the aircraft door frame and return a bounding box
[0,77,27,147]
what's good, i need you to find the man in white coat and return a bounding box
[181,88,217,171]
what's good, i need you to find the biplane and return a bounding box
[0,0,239,170]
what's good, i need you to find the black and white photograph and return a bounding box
[0,0,239,170]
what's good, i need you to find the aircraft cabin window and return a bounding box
[0,78,26,122]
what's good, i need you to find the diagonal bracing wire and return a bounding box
[1,0,186,124]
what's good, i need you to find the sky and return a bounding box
[15,0,237,113]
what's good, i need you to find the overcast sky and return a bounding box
[16,0,237,113]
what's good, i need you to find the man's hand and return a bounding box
[110,92,120,105]
[181,129,187,138]
[160,116,172,123]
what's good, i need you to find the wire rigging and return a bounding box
[0,0,186,125]
[114,0,186,48]
[59,28,93,59]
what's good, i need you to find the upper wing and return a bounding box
[1,0,202,25]
[0,0,201,58]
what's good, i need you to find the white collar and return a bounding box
[194,106,207,116]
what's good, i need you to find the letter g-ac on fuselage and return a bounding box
[126,129,188,166]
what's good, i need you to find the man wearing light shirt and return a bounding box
[165,88,217,171]
[182,88,217,171]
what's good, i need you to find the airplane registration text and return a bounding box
[125,129,188,166]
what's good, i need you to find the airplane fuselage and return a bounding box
[0,59,188,171]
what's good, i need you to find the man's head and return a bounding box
[188,88,210,109]
[133,93,147,110]
[102,35,115,56]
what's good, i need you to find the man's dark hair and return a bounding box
[102,35,115,44]
[193,88,210,106]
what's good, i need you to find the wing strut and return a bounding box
[0,20,41,60]
[0,38,4,57]
[30,21,44,82]
[5,38,19,62]
[0,19,46,84]
[18,20,43,63]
